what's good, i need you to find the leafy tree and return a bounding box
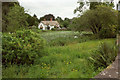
[26,13,35,26]
[74,5,118,38]
[61,18,71,28]
[56,16,63,23]
[62,20,69,28]
[39,16,44,22]
[39,14,55,22]
[69,17,88,31]
[74,0,114,15]
[26,14,39,27]
[33,14,39,27]
[56,16,63,27]
[6,4,28,32]
[2,2,18,32]
[2,2,28,32]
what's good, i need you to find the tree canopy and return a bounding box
[6,4,28,32]
[74,1,114,15]
[72,5,118,38]
[39,14,55,22]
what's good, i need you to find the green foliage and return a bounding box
[90,2,114,10]
[74,1,114,15]
[2,2,18,32]
[26,14,36,27]
[39,14,55,22]
[51,28,56,31]
[89,42,117,69]
[48,37,72,46]
[56,16,63,24]
[2,30,45,65]
[6,4,28,32]
[26,14,39,27]
[40,31,95,46]
[3,39,115,78]
[69,17,89,32]
[73,5,118,38]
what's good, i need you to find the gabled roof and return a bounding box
[41,21,59,26]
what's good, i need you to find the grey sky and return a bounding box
[18,0,119,19]
[18,0,79,19]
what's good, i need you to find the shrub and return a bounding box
[89,42,117,70]
[98,26,117,38]
[2,29,46,65]
[51,28,56,31]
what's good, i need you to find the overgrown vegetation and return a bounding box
[89,42,117,70]
[39,31,95,46]
[2,2,39,32]
[70,5,118,38]
[2,30,45,65]
[3,35,115,78]
[2,30,117,78]
[2,0,118,79]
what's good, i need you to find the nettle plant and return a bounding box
[2,30,46,65]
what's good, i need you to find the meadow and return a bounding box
[2,30,117,78]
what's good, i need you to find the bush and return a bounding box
[2,30,46,65]
[51,28,56,31]
[89,42,117,70]
[98,26,117,38]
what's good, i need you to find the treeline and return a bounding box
[2,2,39,32]
[2,2,72,32]
[69,2,118,38]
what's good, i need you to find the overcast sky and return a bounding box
[18,0,118,19]
[18,0,79,19]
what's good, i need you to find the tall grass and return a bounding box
[89,41,117,70]
[39,31,95,46]
[2,39,115,78]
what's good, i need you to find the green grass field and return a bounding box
[2,31,115,78]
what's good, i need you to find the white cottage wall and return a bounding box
[38,23,46,30]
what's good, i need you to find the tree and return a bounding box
[56,16,63,23]
[56,16,63,27]
[6,4,28,32]
[69,17,88,31]
[39,14,55,22]
[62,18,71,28]
[33,14,39,26]
[26,13,35,26]
[74,5,118,38]
[74,0,114,15]
[2,2,18,32]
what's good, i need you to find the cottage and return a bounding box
[38,20,60,30]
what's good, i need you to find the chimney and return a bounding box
[50,18,52,21]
